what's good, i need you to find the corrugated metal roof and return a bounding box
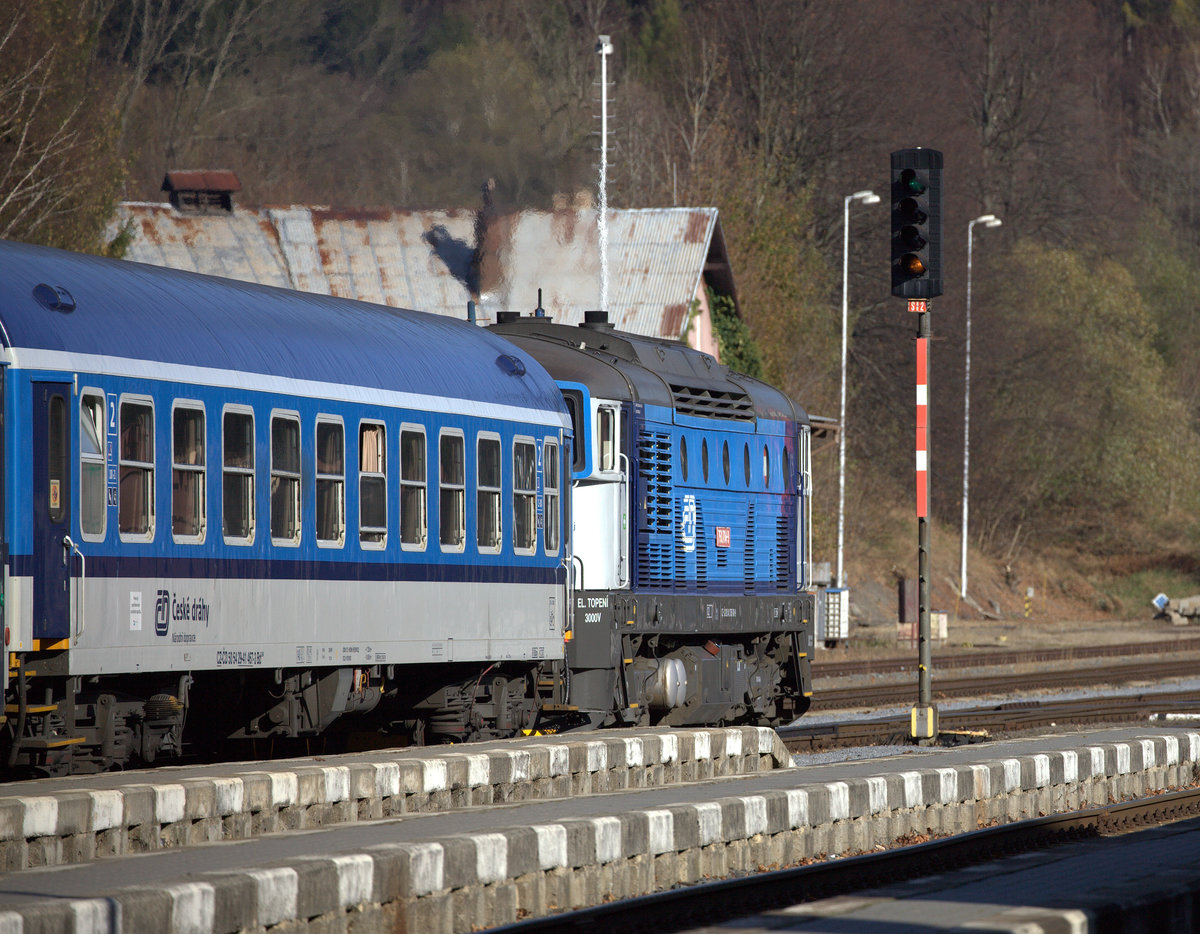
[108,203,723,340]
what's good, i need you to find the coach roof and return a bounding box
[0,240,564,416]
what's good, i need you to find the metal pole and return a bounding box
[960,214,1000,600]
[838,190,878,589]
[596,35,613,312]
[838,197,850,589]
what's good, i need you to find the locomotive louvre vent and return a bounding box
[670,384,755,421]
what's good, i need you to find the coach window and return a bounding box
[172,403,206,542]
[680,436,689,482]
[316,418,345,546]
[598,406,617,472]
[722,440,731,485]
[743,443,751,486]
[701,438,709,483]
[119,399,154,540]
[271,413,301,545]
[513,437,537,555]
[439,430,465,551]
[477,433,502,553]
[400,425,427,549]
[544,439,560,555]
[763,445,771,489]
[783,446,791,492]
[79,392,106,540]
[359,422,386,548]
[223,408,255,543]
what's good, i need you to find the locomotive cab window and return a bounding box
[79,391,106,539]
[316,418,345,546]
[439,429,465,552]
[477,433,502,554]
[544,439,560,555]
[222,408,255,544]
[171,403,206,542]
[400,425,427,550]
[118,398,154,540]
[561,389,587,474]
[271,413,301,545]
[513,437,537,555]
[598,405,617,472]
[359,422,386,548]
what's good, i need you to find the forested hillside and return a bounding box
[5,0,1200,599]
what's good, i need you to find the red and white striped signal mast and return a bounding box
[891,148,943,742]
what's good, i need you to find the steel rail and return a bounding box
[811,657,1200,711]
[811,637,1200,679]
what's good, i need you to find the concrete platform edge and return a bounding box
[5,730,1200,932]
[0,726,788,871]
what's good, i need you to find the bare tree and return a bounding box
[0,5,123,250]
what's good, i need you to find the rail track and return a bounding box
[811,656,1200,711]
[782,687,1200,751]
[810,636,1200,680]
[490,787,1200,934]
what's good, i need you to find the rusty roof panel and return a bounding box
[112,203,290,286]
[107,203,718,340]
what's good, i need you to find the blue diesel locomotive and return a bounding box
[0,241,570,773]
[492,309,815,729]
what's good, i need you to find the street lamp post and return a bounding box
[838,189,880,589]
[961,213,1001,600]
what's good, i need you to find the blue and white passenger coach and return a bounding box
[0,240,571,773]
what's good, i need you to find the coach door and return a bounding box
[32,382,73,640]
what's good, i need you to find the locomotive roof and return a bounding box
[0,240,565,419]
[490,315,808,426]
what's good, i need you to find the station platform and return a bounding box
[0,724,1196,932]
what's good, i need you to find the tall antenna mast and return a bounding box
[596,34,613,312]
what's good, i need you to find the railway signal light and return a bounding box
[891,149,943,299]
